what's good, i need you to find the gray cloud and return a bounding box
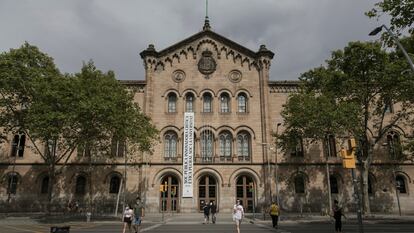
[0,0,388,80]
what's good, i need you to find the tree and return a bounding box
[279,41,414,214]
[366,0,414,44]
[69,61,159,212]
[0,42,72,209]
[0,43,158,212]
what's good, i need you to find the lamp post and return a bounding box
[266,145,273,204]
[259,143,273,206]
[389,142,402,216]
[369,24,414,72]
[274,123,281,207]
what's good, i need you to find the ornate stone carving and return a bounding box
[172,70,185,83]
[198,50,216,77]
[228,70,242,83]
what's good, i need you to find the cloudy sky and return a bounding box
[0,0,388,81]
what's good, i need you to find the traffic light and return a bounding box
[160,181,168,192]
[340,138,356,169]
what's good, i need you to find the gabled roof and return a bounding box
[140,19,274,60]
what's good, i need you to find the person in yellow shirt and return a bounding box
[269,201,279,228]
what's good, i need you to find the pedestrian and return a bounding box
[203,202,210,224]
[122,205,133,233]
[332,200,346,233]
[232,199,244,233]
[210,201,217,224]
[133,197,145,233]
[269,201,280,228]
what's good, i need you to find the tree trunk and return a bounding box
[361,160,371,215]
[88,154,93,215]
[47,164,55,215]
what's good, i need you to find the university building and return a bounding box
[1,18,414,214]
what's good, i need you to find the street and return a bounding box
[2,221,414,233]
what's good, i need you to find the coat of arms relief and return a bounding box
[198,50,216,79]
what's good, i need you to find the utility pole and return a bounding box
[274,123,281,207]
[340,138,364,233]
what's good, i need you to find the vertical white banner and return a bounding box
[182,112,194,197]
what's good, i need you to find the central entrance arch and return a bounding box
[160,175,179,212]
[198,175,217,211]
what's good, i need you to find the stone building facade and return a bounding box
[1,19,413,214]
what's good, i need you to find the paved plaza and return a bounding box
[1,213,414,233]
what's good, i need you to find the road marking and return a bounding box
[255,223,291,233]
[2,225,43,233]
[141,223,162,232]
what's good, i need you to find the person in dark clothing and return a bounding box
[210,201,217,224]
[332,200,346,233]
[203,202,210,224]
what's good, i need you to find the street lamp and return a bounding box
[259,142,273,205]
[259,122,282,206]
[274,123,282,207]
[369,24,414,72]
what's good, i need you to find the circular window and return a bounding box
[228,70,242,83]
[172,70,185,83]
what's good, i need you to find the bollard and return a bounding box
[50,226,70,233]
[86,212,92,222]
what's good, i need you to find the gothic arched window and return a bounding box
[290,136,304,157]
[387,131,402,159]
[11,133,26,157]
[185,93,194,112]
[111,138,125,157]
[237,131,250,160]
[7,173,18,194]
[164,131,178,159]
[220,93,230,113]
[168,93,177,113]
[75,176,87,195]
[329,175,339,194]
[201,130,214,162]
[326,134,337,157]
[41,176,49,194]
[109,175,121,194]
[294,175,305,194]
[396,175,407,194]
[237,93,248,113]
[203,93,212,113]
[219,131,232,158]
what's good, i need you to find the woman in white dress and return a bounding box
[232,199,244,233]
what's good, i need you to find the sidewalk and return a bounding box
[247,213,414,225]
[1,212,414,225]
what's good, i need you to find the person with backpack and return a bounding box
[269,201,280,228]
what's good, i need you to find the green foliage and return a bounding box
[0,42,61,144]
[280,41,414,154]
[280,92,360,149]
[0,43,158,163]
[69,61,159,156]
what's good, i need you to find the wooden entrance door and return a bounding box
[236,175,254,213]
[160,175,179,212]
[198,175,217,211]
